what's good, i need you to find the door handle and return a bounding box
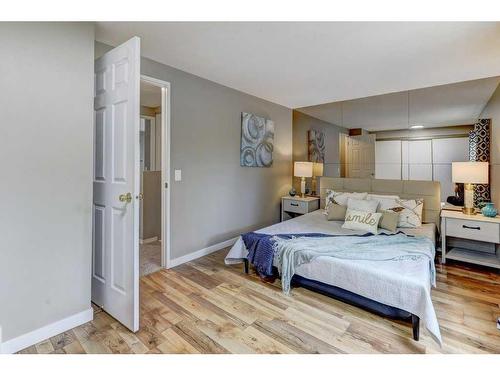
[119,192,132,203]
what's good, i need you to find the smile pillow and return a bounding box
[342,208,382,234]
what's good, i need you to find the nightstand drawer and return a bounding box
[445,218,500,243]
[283,199,308,214]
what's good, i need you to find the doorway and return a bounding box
[139,75,171,276]
[139,80,162,275]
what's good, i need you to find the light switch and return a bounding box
[174,169,182,181]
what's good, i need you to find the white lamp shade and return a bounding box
[294,161,313,178]
[452,162,489,184]
[313,162,324,177]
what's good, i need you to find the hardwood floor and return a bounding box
[18,249,500,354]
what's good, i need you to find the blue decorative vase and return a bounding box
[481,202,498,217]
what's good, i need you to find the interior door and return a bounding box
[346,134,375,178]
[92,37,140,331]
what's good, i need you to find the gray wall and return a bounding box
[0,23,94,342]
[97,42,293,260]
[480,83,500,208]
[142,171,161,240]
[292,110,348,190]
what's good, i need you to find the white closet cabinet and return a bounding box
[432,137,469,199]
[375,140,402,179]
[375,137,469,201]
[407,140,433,181]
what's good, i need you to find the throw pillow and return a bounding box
[326,203,347,221]
[367,194,400,210]
[342,208,382,234]
[347,197,379,213]
[324,190,368,211]
[378,210,400,232]
[385,198,424,228]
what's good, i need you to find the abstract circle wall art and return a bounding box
[308,129,325,163]
[240,112,275,167]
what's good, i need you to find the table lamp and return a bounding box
[311,162,324,196]
[294,161,313,198]
[452,161,489,215]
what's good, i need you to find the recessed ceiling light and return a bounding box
[410,125,424,129]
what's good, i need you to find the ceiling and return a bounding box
[140,80,161,107]
[95,22,500,108]
[297,77,500,131]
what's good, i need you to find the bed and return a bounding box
[225,177,442,345]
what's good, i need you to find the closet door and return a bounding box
[432,137,469,199]
[402,141,409,180]
[408,140,433,180]
[375,140,401,179]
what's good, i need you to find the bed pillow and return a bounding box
[385,198,424,228]
[367,194,400,210]
[325,190,368,211]
[347,197,379,213]
[326,203,347,221]
[342,208,382,234]
[378,210,400,232]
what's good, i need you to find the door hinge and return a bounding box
[165,182,168,189]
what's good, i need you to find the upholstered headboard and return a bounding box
[319,177,441,227]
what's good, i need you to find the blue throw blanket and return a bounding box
[242,232,372,277]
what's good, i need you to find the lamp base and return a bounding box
[300,177,306,198]
[462,207,476,215]
[463,183,476,215]
[311,177,317,196]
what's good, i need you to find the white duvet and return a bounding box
[225,210,442,345]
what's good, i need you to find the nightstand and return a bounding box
[441,210,500,269]
[281,196,320,222]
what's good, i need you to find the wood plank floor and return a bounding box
[18,249,500,354]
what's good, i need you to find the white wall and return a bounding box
[0,23,94,348]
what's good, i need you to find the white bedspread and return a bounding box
[224,210,441,345]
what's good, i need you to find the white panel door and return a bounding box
[375,140,401,179]
[92,37,140,331]
[346,134,375,178]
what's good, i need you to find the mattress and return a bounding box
[225,210,441,344]
[226,210,436,264]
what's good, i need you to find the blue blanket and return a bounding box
[242,232,372,277]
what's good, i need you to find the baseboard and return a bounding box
[0,307,93,354]
[168,237,238,268]
[139,236,158,245]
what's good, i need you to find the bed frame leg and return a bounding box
[243,258,249,274]
[412,314,420,341]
